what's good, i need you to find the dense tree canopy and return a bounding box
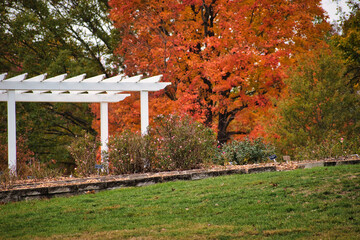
[270,47,360,156]
[109,0,330,143]
[3,0,356,174]
[0,0,120,76]
[0,0,120,166]
[268,1,360,158]
[334,2,360,90]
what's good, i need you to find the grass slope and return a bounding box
[0,165,359,239]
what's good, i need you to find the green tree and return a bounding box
[0,0,120,76]
[0,0,121,169]
[334,2,360,90]
[271,47,360,157]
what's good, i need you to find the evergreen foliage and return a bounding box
[218,138,275,165]
[270,47,360,158]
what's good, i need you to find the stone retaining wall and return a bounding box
[297,159,360,169]
[1,159,359,204]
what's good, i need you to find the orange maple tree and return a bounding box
[108,0,330,143]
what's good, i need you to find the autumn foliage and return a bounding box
[0,135,35,176]
[107,0,330,143]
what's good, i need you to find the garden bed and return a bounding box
[1,158,359,203]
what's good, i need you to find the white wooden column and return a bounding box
[100,102,109,162]
[140,91,149,135]
[7,90,16,173]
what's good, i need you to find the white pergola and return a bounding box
[0,72,171,172]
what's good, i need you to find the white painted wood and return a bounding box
[63,74,86,82]
[139,75,162,83]
[32,90,49,94]
[50,91,68,95]
[0,81,170,91]
[101,74,123,83]
[140,91,149,135]
[105,91,124,95]
[0,93,130,102]
[7,90,16,173]
[82,74,105,83]
[18,90,31,94]
[69,91,86,95]
[0,73,7,81]
[4,73,27,82]
[100,102,109,161]
[43,73,67,82]
[24,73,47,82]
[86,91,105,95]
[0,72,171,171]
[120,74,143,82]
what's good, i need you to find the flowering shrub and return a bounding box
[150,115,217,171]
[0,168,17,190]
[294,132,359,160]
[107,115,217,174]
[68,132,99,177]
[0,160,62,190]
[22,160,61,180]
[0,134,36,177]
[108,130,156,174]
[217,138,274,165]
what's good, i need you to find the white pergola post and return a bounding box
[140,91,149,135]
[100,102,109,162]
[7,90,16,173]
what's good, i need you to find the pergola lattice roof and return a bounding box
[0,73,169,102]
[0,72,171,172]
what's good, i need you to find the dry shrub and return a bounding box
[68,132,99,177]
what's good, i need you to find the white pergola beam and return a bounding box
[4,73,27,82]
[43,73,67,82]
[101,74,123,83]
[0,81,169,92]
[24,73,47,82]
[63,74,86,82]
[86,91,106,95]
[120,75,143,82]
[139,75,162,83]
[68,91,85,94]
[0,74,166,91]
[0,93,130,102]
[0,73,7,81]
[82,74,105,83]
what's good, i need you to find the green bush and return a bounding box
[218,138,275,165]
[68,133,99,177]
[150,115,217,171]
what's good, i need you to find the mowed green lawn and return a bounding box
[0,165,359,240]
